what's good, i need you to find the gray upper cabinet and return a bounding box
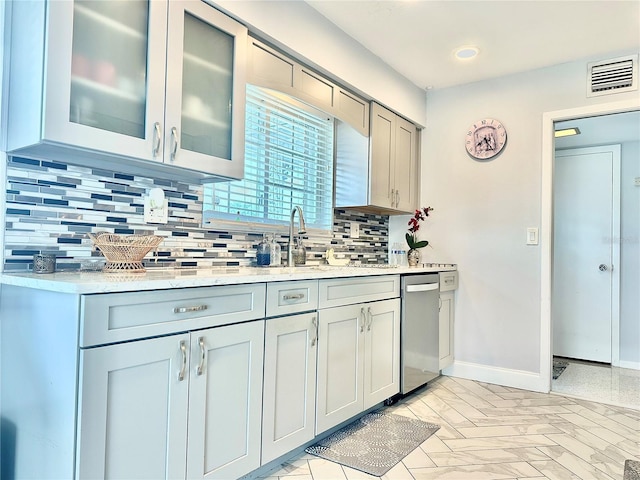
[336,102,419,214]
[247,37,369,136]
[4,0,247,181]
[369,102,418,213]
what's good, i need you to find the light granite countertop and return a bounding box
[0,264,456,295]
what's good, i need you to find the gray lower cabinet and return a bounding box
[262,312,318,464]
[439,271,458,370]
[77,320,265,480]
[0,275,406,479]
[439,291,455,370]
[0,283,266,480]
[316,290,400,434]
[79,319,266,480]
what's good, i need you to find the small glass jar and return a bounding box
[33,253,56,274]
[293,237,306,265]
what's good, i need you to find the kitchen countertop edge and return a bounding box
[0,265,456,295]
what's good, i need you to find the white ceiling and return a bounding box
[305,0,640,90]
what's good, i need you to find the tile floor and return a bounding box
[551,358,640,410]
[261,376,640,480]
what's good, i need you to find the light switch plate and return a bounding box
[526,227,539,245]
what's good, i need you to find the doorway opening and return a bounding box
[541,99,640,409]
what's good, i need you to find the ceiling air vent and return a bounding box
[587,54,638,97]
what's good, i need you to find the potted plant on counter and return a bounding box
[405,206,433,266]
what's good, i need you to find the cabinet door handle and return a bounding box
[311,316,318,347]
[178,340,187,381]
[395,189,400,207]
[390,188,395,206]
[359,307,365,333]
[283,293,305,300]
[366,306,373,331]
[152,122,162,158]
[170,126,179,161]
[173,305,208,314]
[196,336,206,376]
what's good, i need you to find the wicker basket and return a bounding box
[88,233,163,273]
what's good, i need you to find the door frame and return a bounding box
[540,98,640,391]
[553,145,621,364]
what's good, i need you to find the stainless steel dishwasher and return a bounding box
[400,273,440,394]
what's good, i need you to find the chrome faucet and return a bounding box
[288,206,307,267]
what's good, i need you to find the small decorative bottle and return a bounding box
[256,235,271,266]
[293,237,306,265]
[269,235,281,266]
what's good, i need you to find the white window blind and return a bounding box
[206,85,334,231]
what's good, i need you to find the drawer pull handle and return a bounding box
[178,340,187,381]
[283,293,305,300]
[196,337,206,376]
[366,306,373,331]
[173,305,208,314]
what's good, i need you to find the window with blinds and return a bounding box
[204,85,335,232]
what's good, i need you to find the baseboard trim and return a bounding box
[442,360,547,393]
[618,360,640,370]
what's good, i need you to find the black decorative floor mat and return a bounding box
[625,460,640,480]
[553,359,569,380]
[305,412,439,477]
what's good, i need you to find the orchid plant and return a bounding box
[406,206,433,250]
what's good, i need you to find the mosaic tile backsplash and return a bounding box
[4,156,389,272]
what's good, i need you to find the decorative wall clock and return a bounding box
[465,118,507,160]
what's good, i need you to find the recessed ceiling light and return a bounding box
[554,127,581,138]
[454,46,479,60]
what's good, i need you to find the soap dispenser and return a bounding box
[256,235,271,266]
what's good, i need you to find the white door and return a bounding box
[363,298,400,409]
[186,321,264,480]
[262,313,317,464]
[76,334,190,480]
[553,145,620,363]
[316,303,364,434]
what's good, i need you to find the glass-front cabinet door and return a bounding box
[37,0,246,178]
[165,1,247,179]
[45,0,167,162]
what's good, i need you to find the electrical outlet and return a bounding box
[634,176,640,186]
[350,222,360,239]
[144,188,168,224]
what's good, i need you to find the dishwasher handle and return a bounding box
[405,283,439,293]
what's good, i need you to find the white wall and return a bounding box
[620,140,640,368]
[212,0,427,126]
[408,52,640,391]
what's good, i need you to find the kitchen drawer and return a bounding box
[80,284,266,347]
[439,271,458,292]
[318,275,400,309]
[266,280,318,317]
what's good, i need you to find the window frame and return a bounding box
[203,85,336,237]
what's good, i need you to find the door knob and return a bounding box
[598,264,608,272]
